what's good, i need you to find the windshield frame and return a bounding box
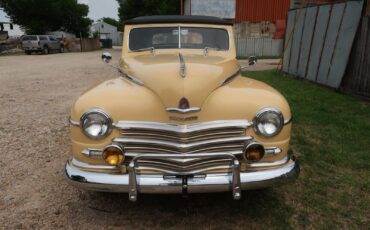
[128,26,230,52]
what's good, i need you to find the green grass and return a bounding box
[243,70,370,228]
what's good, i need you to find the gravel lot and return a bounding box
[0,50,288,230]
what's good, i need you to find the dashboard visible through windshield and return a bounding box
[129,27,229,51]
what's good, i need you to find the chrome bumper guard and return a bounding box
[65,154,299,202]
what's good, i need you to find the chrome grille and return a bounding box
[113,120,252,174]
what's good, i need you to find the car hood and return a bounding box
[121,53,240,108]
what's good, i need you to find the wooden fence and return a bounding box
[282,0,364,89]
[341,1,370,99]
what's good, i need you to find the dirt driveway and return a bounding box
[0,51,291,230]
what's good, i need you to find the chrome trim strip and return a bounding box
[128,153,241,201]
[113,136,252,150]
[118,69,144,85]
[65,157,299,199]
[121,130,244,141]
[248,156,289,168]
[284,117,293,125]
[137,158,231,168]
[125,147,244,155]
[69,117,80,126]
[113,120,252,133]
[71,154,290,171]
[71,158,115,169]
[81,147,243,157]
[264,147,282,156]
[166,107,201,114]
[178,53,186,77]
[222,69,241,86]
[107,64,144,85]
[81,148,103,158]
[136,165,231,175]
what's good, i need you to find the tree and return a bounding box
[101,17,122,31]
[117,0,180,22]
[0,0,92,37]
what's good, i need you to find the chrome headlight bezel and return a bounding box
[80,108,112,139]
[253,108,284,137]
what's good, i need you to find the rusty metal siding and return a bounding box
[235,0,291,22]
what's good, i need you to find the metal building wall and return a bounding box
[283,0,364,89]
[235,37,283,57]
[235,0,290,22]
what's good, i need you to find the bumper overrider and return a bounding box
[65,153,299,202]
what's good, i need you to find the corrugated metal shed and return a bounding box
[235,0,291,22]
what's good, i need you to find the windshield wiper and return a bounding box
[203,46,220,56]
[134,46,155,53]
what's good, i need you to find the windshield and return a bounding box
[129,27,229,51]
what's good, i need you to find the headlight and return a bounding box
[253,108,284,137]
[80,108,112,139]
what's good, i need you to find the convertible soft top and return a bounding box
[124,15,234,26]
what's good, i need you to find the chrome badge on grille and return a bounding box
[169,116,198,121]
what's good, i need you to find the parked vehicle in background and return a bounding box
[21,35,64,55]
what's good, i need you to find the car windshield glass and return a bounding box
[129,27,229,51]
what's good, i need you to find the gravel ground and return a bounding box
[0,50,287,230]
[239,59,281,71]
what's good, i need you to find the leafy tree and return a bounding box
[0,0,92,37]
[101,17,122,31]
[117,0,180,22]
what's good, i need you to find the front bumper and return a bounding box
[65,154,299,201]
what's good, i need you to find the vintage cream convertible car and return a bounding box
[65,16,299,201]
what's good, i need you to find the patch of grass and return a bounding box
[243,70,370,228]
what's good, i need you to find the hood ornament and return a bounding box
[178,53,186,78]
[179,97,189,109]
[166,97,201,114]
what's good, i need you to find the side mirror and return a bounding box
[102,52,112,63]
[248,56,257,66]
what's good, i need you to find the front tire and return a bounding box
[43,46,49,55]
[25,51,31,55]
[59,46,64,53]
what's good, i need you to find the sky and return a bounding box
[78,0,119,21]
[0,0,119,36]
